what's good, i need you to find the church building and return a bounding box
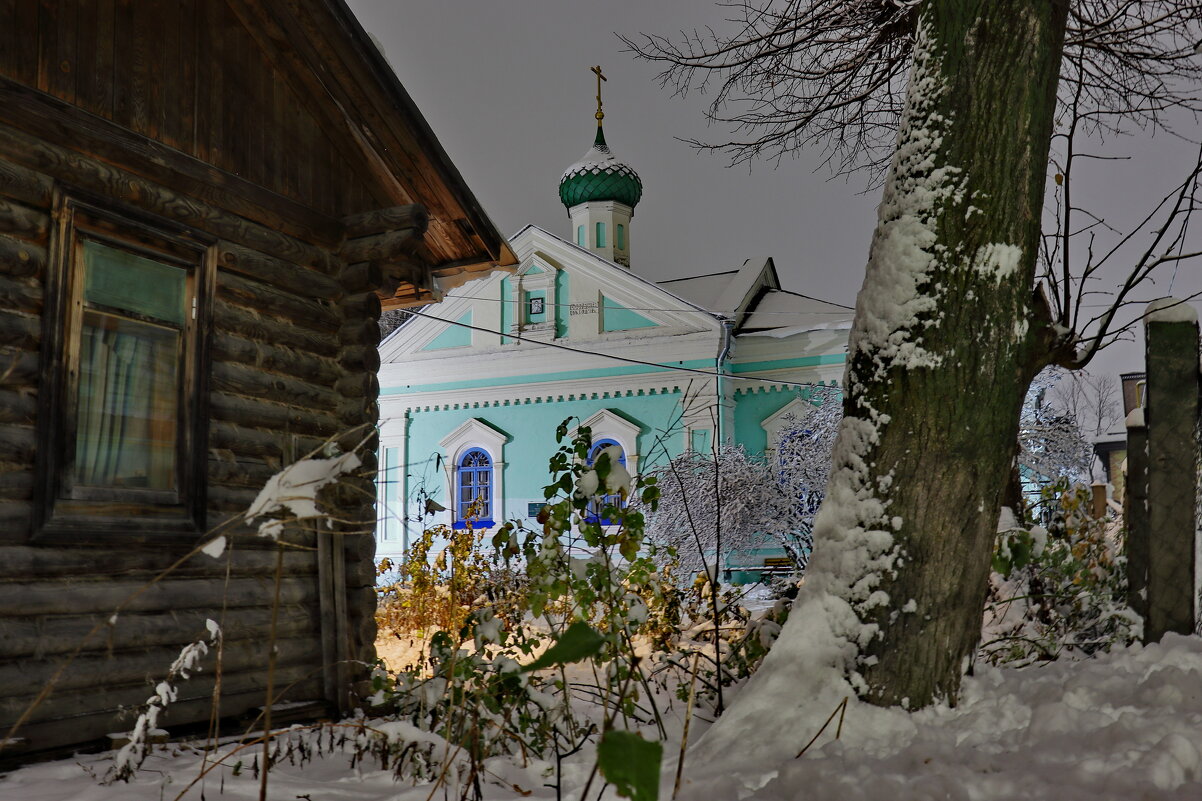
[376,86,851,557]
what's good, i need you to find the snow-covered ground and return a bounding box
[4,634,1202,800]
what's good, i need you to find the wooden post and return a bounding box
[1143,300,1200,642]
[1090,482,1107,520]
[1124,409,1148,621]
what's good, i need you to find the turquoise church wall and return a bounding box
[400,390,686,526]
[732,382,838,454]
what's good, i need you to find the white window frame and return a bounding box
[439,418,509,527]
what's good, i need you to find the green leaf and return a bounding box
[521,621,605,672]
[597,729,662,801]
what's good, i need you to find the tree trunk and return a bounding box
[812,0,1069,708]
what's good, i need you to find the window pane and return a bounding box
[74,310,179,490]
[83,240,186,325]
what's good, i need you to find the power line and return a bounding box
[399,294,854,316]
[395,307,843,391]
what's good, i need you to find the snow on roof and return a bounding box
[739,289,855,336]
[655,272,738,311]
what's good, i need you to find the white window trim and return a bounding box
[570,409,641,477]
[440,418,509,525]
[761,398,819,459]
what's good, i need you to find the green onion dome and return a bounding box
[558,126,643,211]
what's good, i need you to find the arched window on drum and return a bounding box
[584,439,625,525]
[454,447,494,528]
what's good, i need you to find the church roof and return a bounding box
[558,126,643,210]
[658,260,853,335]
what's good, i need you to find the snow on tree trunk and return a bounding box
[812,0,1069,707]
[686,3,1070,781]
[812,0,1069,710]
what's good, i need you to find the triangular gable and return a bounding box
[420,310,473,351]
[600,296,657,332]
[512,225,722,336]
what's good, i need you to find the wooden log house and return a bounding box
[0,0,515,759]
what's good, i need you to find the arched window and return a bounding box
[576,225,586,246]
[616,224,625,250]
[584,439,625,524]
[595,222,606,248]
[454,448,493,528]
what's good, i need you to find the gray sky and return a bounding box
[349,0,1201,381]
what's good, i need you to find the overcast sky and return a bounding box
[348,0,1201,382]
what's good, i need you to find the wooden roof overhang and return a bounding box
[231,0,516,308]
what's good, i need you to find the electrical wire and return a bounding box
[398,294,854,316]
[394,306,844,390]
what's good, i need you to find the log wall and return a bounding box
[0,133,378,754]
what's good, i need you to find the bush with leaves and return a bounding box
[362,419,671,799]
[982,479,1140,666]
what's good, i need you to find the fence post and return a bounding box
[1124,409,1148,621]
[1143,299,1200,642]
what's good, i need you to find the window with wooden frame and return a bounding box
[35,195,213,538]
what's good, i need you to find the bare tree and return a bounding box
[644,387,841,575]
[1020,367,1095,489]
[1048,369,1121,437]
[644,443,796,578]
[627,0,1202,712]
[623,1,1202,180]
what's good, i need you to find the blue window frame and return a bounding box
[584,439,625,525]
[454,448,494,528]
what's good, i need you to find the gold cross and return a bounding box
[591,65,607,124]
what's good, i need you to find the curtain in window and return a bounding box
[75,312,179,490]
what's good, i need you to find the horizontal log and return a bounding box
[0,197,48,242]
[0,120,333,269]
[0,388,36,425]
[213,300,340,357]
[339,345,380,374]
[342,204,428,239]
[0,348,38,390]
[209,419,326,463]
[207,484,263,513]
[0,603,319,660]
[0,500,32,536]
[212,331,342,387]
[0,272,41,314]
[338,316,381,349]
[208,392,342,442]
[0,232,46,278]
[0,310,40,351]
[340,225,425,265]
[217,241,342,300]
[1,663,324,741]
[339,290,382,323]
[0,157,54,207]
[0,470,32,500]
[334,371,378,400]
[208,453,282,490]
[0,634,323,698]
[217,270,341,334]
[210,361,344,413]
[0,542,317,583]
[0,574,320,618]
[336,400,375,430]
[338,260,383,295]
[0,422,35,465]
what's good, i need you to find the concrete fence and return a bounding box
[1125,298,1201,643]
